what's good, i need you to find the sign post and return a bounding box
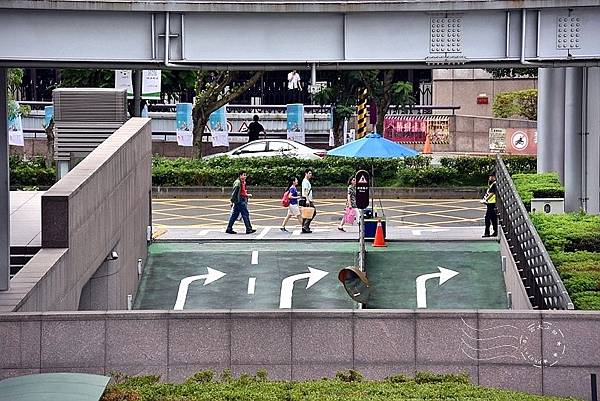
[355,170,370,272]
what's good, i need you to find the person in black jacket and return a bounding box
[247,115,266,142]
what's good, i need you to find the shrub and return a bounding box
[572,291,600,310]
[530,212,600,253]
[9,156,56,188]
[512,173,563,210]
[492,88,538,120]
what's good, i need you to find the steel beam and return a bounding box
[0,68,9,291]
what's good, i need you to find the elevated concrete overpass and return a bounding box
[1,0,600,70]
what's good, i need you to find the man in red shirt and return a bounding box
[226,171,257,234]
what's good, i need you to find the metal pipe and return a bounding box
[520,9,528,64]
[164,12,170,66]
[0,68,8,291]
[151,13,156,59]
[505,10,511,58]
[536,10,541,57]
[311,63,316,86]
[582,67,588,211]
[181,13,186,60]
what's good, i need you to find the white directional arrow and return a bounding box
[279,267,328,309]
[174,267,226,310]
[415,266,459,308]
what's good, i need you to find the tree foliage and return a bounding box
[192,70,263,154]
[313,72,362,144]
[358,70,415,134]
[492,88,537,120]
[59,69,114,88]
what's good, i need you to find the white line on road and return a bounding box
[248,277,256,294]
[251,251,259,265]
[279,267,328,309]
[415,266,459,308]
[257,226,272,239]
[173,267,227,310]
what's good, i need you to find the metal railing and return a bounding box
[495,155,574,310]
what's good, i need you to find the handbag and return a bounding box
[343,207,356,224]
[301,206,315,219]
[298,197,307,207]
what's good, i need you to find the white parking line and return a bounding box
[248,277,256,294]
[251,250,259,265]
[256,226,272,239]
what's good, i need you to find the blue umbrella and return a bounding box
[327,132,419,158]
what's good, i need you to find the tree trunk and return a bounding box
[193,114,209,158]
[376,70,394,135]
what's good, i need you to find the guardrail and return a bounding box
[495,155,574,310]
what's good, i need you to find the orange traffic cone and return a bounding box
[372,219,387,247]
[422,132,432,154]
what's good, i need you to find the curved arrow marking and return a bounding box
[416,266,459,308]
[279,267,328,309]
[174,267,226,310]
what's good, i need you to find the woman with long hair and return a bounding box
[280,177,303,232]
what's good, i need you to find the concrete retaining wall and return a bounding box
[0,309,598,400]
[0,118,152,312]
[500,231,532,310]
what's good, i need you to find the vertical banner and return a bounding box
[209,105,229,147]
[7,113,24,147]
[286,103,305,143]
[115,70,162,99]
[141,70,161,99]
[44,105,54,128]
[175,103,194,147]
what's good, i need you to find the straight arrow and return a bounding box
[279,267,328,309]
[174,267,226,310]
[415,266,459,308]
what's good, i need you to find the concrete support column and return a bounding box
[537,68,553,174]
[564,67,583,212]
[585,67,600,214]
[552,68,566,181]
[0,68,9,291]
[133,69,142,117]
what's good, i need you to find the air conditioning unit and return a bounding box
[531,198,564,214]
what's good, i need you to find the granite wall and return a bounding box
[0,309,598,400]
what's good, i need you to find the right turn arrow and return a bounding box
[415,266,459,309]
[279,267,328,309]
[174,267,226,310]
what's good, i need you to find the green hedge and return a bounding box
[101,370,575,401]
[529,213,600,310]
[9,156,56,189]
[153,155,536,187]
[512,173,564,210]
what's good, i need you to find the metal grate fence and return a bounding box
[496,155,574,310]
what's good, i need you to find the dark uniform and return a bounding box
[483,179,498,237]
[247,121,265,142]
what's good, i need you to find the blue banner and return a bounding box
[175,103,193,147]
[44,106,54,128]
[208,105,229,147]
[286,103,305,143]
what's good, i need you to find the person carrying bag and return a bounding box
[300,168,316,233]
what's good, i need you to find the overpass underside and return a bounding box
[1,1,600,70]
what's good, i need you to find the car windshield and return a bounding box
[236,142,266,154]
[268,141,295,152]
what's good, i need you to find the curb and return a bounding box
[152,186,486,199]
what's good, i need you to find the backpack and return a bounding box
[281,190,290,207]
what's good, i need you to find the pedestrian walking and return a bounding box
[287,69,303,103]
[300,168,316,233]
[338,176,358,231]
[481,171,498,237]
[280,177,303,232]
[247,114,266,142]
[225,171,257,235]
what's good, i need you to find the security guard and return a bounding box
[481,172,498,237]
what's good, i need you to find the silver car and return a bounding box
[205,139,327,160]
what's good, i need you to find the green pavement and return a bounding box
[134,241,506,310]
[365,241,506,309]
